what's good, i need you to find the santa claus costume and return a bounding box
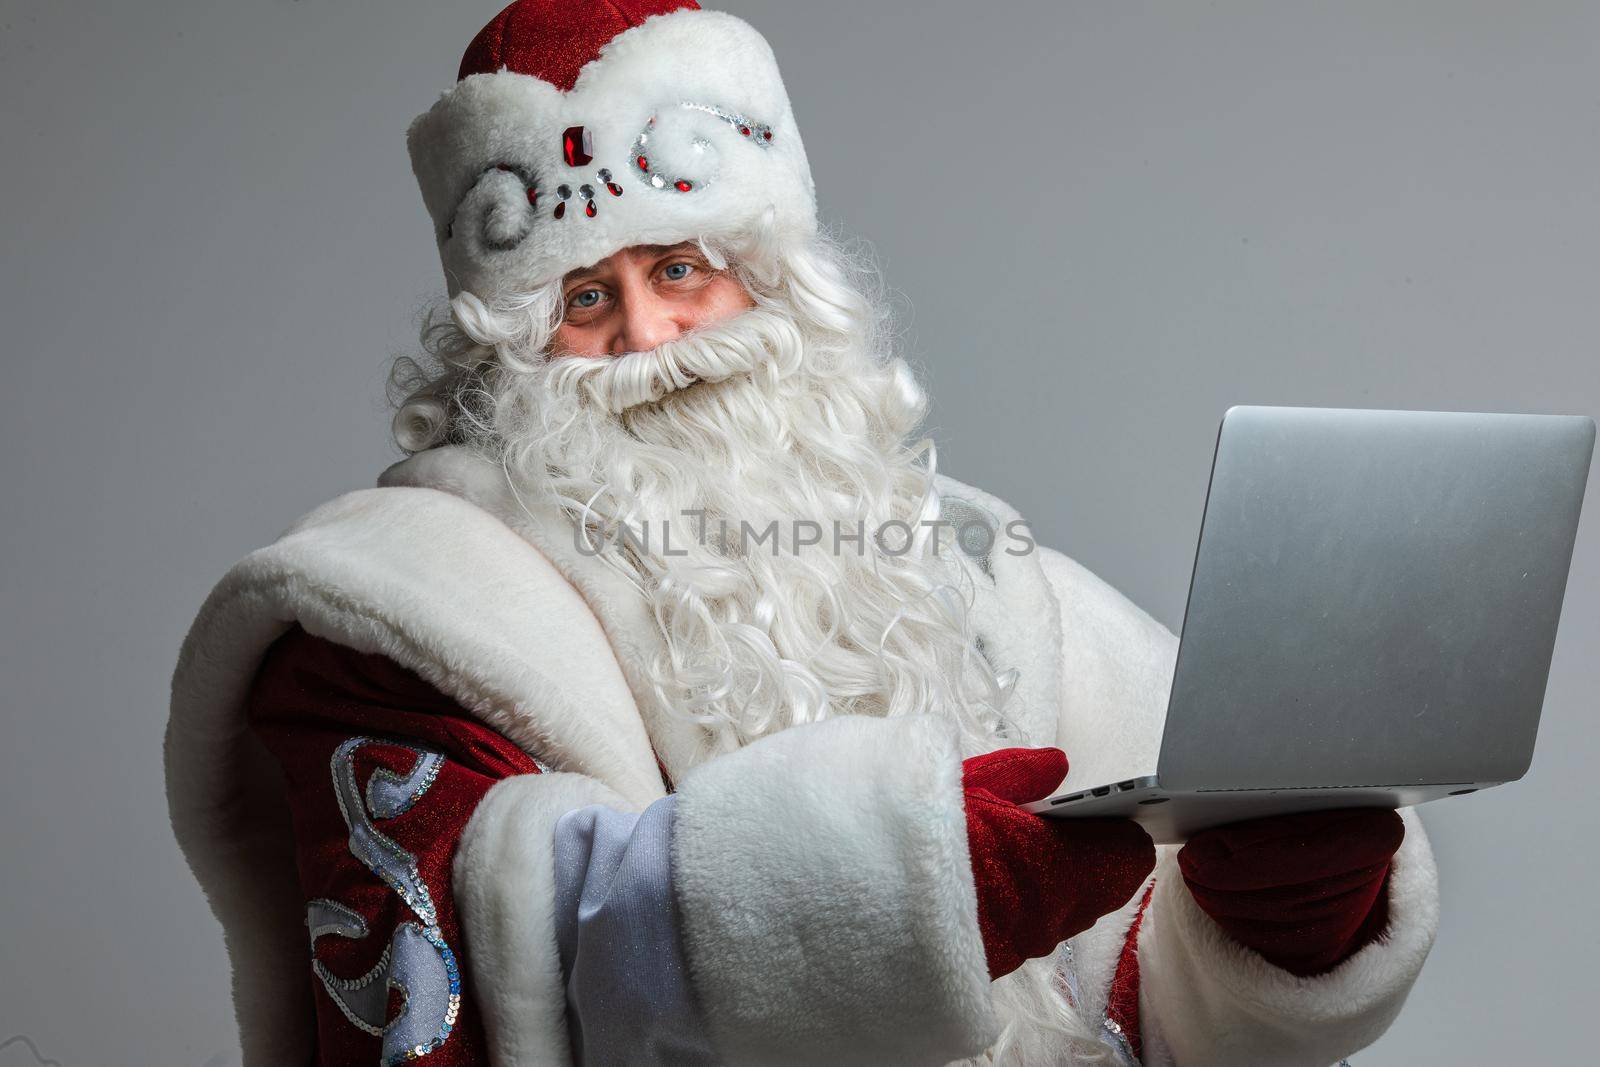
[165,3,1438,1065]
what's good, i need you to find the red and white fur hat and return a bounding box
[407,0,818,300]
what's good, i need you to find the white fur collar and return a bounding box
[378,445,1064,775]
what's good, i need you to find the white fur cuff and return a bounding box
[452,772,635,1066]
[670,714,1000,1066]
[1141,807,1440,1065]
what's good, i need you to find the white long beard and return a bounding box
[430,256,1121,1063]
[497,304,1012,754]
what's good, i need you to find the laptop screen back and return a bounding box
[1156,406,1593,791]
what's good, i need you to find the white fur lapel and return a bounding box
[165,481,669,1064]
[379,447,1065,775]
[933,474,1064,749]
[379,446,724,785]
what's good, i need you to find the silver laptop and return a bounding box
[1025,405,1594,842]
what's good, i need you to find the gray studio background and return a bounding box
[3,1,1596,1063]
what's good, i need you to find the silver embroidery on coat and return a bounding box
[939,495,1000,581]
[943,493,1023,738]
[366,750,446,820]
[306,898,367,943]
[305,738,463,1064]
[1055,941,1141,1067]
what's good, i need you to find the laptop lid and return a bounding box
[1155,405,1594,792]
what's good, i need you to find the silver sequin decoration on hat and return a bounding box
[629,100,775,196]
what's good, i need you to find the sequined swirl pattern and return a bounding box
[306,739,461,1064]
[630,100,776,195]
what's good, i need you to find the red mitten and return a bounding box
[1177,808,1405,976]
[963,747,1155,980]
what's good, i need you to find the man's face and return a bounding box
[552,241,756,358]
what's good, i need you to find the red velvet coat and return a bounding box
[167,445,1440,1066]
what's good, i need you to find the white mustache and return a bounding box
[540,307,804,414]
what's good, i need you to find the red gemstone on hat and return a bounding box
[637,155,649,171]
[763,130,772,140]
[607,182,623,196]
[585,200,597,217]
[554,202,565,219]
[739,126,750,136]
[563,126,593,167]
[675,179,693,192]
[526,187,538,205]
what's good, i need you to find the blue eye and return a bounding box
[571,289,602,308]
[663,262,693,281]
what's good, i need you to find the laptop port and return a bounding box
[1050,793,1084,806]
[1116,780,1136,792]
[1091,786,1112,797]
